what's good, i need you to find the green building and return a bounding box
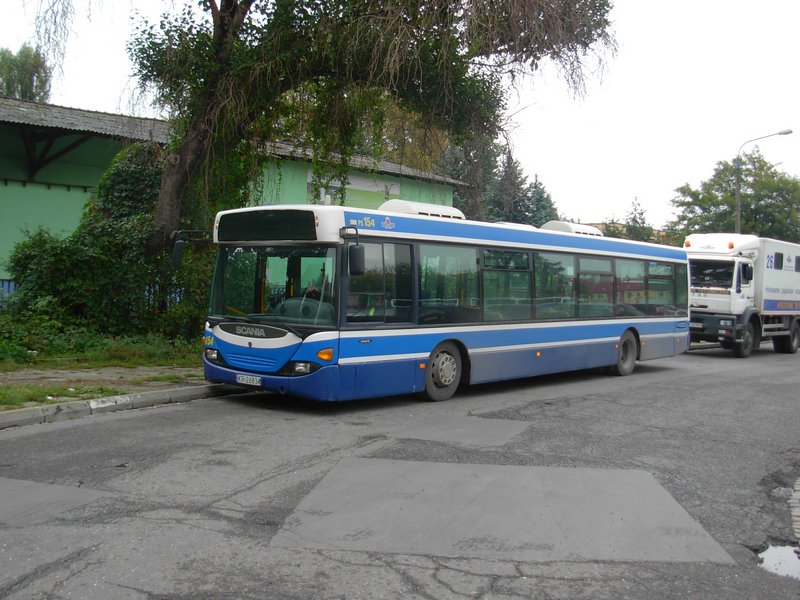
[0,97,459,290]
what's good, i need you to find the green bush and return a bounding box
[6,142,213,344]
[0,338,30,364]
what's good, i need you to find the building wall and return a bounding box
[254,159,453,209]
[1,126,454,281]
[0,124,127,279]
[0,182,89,280]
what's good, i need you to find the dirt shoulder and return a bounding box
[0,365,206,395]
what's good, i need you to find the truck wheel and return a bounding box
[733,322,755,358]
[611,331,637,376]
[423,342,462,401]
[773,321,800,354]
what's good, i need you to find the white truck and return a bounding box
[684,233,800,357]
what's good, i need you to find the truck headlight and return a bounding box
[719,319,733,327]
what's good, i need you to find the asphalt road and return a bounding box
[1,346,799,599]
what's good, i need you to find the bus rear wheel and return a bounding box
[612,331,637,376]
[424,342,462,401]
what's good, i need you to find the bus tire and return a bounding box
[424,342,462,401]
[612,331,637,376]
[773,320,800,354]
[733,322,755,358]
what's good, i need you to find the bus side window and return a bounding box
[419,244,479,324]
[482,249,531,322]
[385,244,413,323]
[614,259,646,315]
[534,252,575,319]
[675,263,689,309]
[346,242,384,322]
[646,262,678,315]
[346,242,413,324]
[577,257,613,318]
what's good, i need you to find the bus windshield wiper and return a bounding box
[207,314,253,327]
[249,314,307,339]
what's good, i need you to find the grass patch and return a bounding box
[0,384,122,409]
[0,334,202,371]
[74,338,201,367]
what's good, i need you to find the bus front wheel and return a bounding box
[424,342,462,401]
[612,331,637,376]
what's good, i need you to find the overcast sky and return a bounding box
[4,1,799,228]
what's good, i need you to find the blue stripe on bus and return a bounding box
[337,319,682,360]
[343,211,686,261]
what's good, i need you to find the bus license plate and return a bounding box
[236,374,262,386]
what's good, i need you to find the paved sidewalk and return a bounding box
[0,366,241,430]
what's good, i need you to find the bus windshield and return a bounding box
[689,259,734,288]
[209,245,337,327]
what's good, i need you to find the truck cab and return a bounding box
[685,233,800,357]
[688,253,757,355]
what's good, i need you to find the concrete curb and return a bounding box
[0,384,242,431]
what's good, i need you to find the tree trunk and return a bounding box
[145,116,210,255]
[145,1,256,255]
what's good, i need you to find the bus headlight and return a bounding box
[205,348,221,362]
[287,361,325,375]
[293,362,312,374]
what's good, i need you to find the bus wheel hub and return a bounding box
[434,354,457,386]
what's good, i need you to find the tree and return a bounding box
[437,136,503,220]
[528,176,560,226]
[437,142,559,225]
[668,150,800,243]
[378,100,450,173]
[32,1,613,252]
[128,0,613,252]
[0,44,51,101]
[488,150,558,226]
[622,199,654,241]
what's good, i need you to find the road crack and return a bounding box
[0,544,98,597]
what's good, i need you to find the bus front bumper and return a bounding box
[203,357,343,401]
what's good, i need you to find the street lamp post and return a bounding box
[734,129,793,234]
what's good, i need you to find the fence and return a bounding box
[0,280,16,310]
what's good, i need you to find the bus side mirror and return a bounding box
[171,239,186,268]
[348,244,365,276]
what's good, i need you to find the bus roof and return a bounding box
[378,199,466,219]
[540,220,603,236]
[215,204,686,262]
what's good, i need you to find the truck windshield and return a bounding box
[209,245,337,327]
[689,259,734,288]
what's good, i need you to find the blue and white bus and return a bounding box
[201,200,689,401]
